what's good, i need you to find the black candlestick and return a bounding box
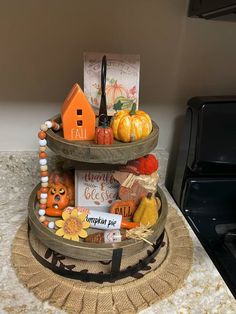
[98,55,108,126]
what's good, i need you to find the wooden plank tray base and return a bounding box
[28,185,168,262]
[46,115,159,164]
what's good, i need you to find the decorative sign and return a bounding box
[84,52,140,116]
[75,170,119,212]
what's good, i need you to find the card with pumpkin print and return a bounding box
[84,52,140,116]
[75,170,119,212]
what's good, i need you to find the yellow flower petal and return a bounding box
[82,221,90,229]
[78,229,88,238]
[71,208,78,218]
[55,220,64,228]
[62,211,70,221]
[55,228,64,236]
[63,234,71,240]
[71,234,79,241]
[78,213,87,222]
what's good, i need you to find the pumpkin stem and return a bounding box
[99,114,109,128]
[130,102,137,115]
[147,192,153,199]
[103,117,108,128]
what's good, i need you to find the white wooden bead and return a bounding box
[40,193,48,199]
[41,182,48,187]
[41,176,48,183]
[38,209,46,216]
[39,159,47,166]
[40,165,48,171]
[40,146,47,152]
[40,198,47,204]
[40,124,48,132]
[48,221,55,229]
[39,139,47,146]
[39,215,46,222]
[45,121,53,128]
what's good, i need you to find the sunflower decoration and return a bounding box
[55,209,90,241]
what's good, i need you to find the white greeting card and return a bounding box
[75,170,119,212]
[84,52,140,116]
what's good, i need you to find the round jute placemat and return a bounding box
[11,206,193,314]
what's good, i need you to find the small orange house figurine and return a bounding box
[61,84,96,141]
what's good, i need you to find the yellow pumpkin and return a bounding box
[111,103,152,142]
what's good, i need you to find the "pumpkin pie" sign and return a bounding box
[75,170,119,212]
[84,52,140,116]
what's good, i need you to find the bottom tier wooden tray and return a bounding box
[28,185,168,262]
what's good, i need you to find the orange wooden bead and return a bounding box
[39,152,47,159]
[38,131,46,139]
[40,204,47,209]
[52,120,57,128]
[40,171,48,177]
[43,220,49,227]
[41,187,48,193]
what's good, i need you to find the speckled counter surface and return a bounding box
[0,150,236,314]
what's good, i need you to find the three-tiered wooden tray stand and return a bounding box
[28,115,168,282]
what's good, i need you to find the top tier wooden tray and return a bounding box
[46,115,159,164]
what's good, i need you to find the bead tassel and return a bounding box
[38,120,61,229]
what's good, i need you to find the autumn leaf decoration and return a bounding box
[113,98,136,112]
[44,248,76,271]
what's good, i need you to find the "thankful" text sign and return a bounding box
[75,170,119,212]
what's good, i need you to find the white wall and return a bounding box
[1,0,236,156]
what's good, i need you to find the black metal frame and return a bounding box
[28,224,165,283]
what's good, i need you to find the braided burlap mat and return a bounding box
[11,206,193,313]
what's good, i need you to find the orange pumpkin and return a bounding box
[106,81,128,109]
[95,124,113,145]
[46,182,70,211]
[120,154,158,175]
[37,171,74,216]
[110,103,152,142]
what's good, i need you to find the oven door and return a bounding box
[181,178,236,297]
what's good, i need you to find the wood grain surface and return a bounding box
[46,115,159,164]
[28,184,168,261]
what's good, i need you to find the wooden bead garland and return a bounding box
[38,120,61,230]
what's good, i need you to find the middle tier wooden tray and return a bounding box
[28,184,168,262]
[46,115,159,164]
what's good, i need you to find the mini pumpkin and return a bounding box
[120,154,158,175]
[136,154,158,175]
[37,171,74,216]
[110,103,152,142]
[46,182,70,211]
[95,118,113,145]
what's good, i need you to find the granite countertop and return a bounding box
[1,151,236,314]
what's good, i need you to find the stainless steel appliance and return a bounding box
[171,96,236,297]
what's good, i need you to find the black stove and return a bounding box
[182,178,236,297]
[171,97,236,298]
[222,227,236,260]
